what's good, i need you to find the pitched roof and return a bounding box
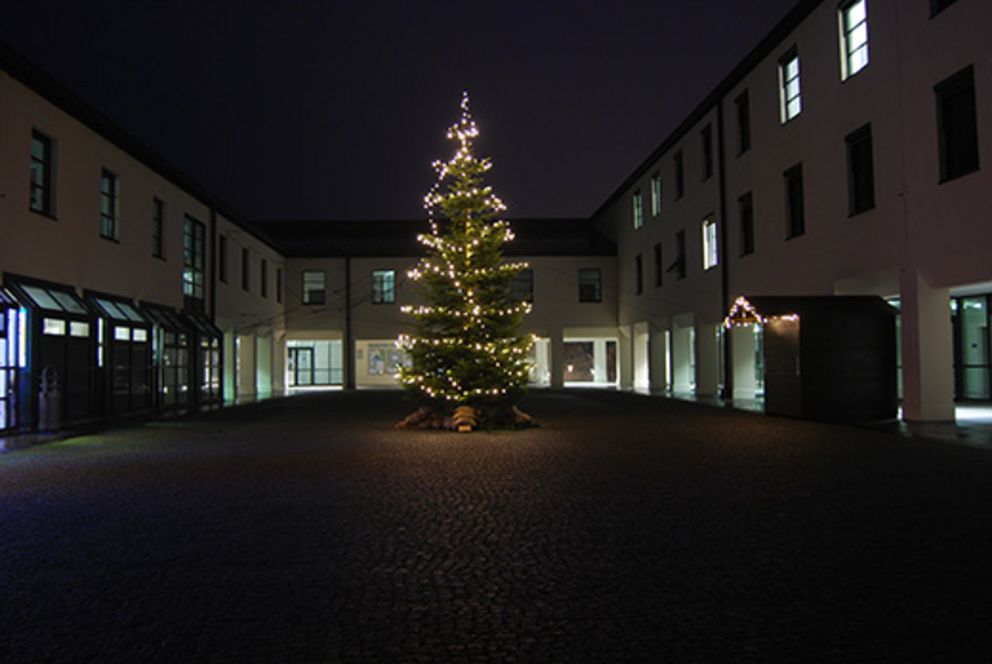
[255,218,617,258]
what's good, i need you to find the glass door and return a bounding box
[289,347,314,386]
[956,296,990,400]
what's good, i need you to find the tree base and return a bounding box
[394,405,538,432]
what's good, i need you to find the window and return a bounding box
[738,192,755,256]
[784,163,805,238]
[735,91,751,154]
[372,270,396,304]
[653,243,663,287]
[702,217,718,270]
[218,235,228,283]
[936,66,980,182]
[846,124,876,215]
[674,151,685,199]
[634,254,643,295]
[512,268,534,303]
[839,0,869,80]
[930,0,959,17]
[260,259,268,298]
[183,216,206,310]
[650,173,662,216]
[578,269,602,302]
[30,130,54,216]
[99,169,119,240]
[241,248,250,291]
[701,125,714,180]
[276,268,283,304]
[632,190,644,229]
[43,318,66,336]
[302,270,326,304]
[152,198,165,258]
[779,48,802,123]
[671,230,687,280]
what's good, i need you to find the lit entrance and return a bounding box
[288,347,315,386]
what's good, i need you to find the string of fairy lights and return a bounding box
[396,92,533,403]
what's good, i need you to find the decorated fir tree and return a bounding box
[396,92,534,430]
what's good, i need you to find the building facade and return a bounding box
[2,0,989,434]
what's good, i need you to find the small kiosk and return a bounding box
[142,302,192,415]
[4,276,97,429]
[725,295,898,422]
[85,292,154,418]
[179,310,223,408]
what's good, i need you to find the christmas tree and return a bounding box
[397,92,534,430]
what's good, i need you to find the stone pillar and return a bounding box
[237,334,257,400]
[616,328,632,389]
[730,325,758,400]
[550,330,565,389]
[696,322,720,397]
[900,269,955,421]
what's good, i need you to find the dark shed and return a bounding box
[727,296,898,422]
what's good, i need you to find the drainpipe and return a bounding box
[716,99,733,400]
[345,257,355,390]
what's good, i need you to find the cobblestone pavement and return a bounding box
[2,390,992,663]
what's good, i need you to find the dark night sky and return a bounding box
[1,1,797,221]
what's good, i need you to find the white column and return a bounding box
[550,330,565,389]
[696,322,720,397]
[730,325,758,400]
[237,334,257,399]
[672,321,693,393]
[900,269,955,421]
[614,330,630,389]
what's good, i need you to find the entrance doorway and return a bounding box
[288,347,314,387]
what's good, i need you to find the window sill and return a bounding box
[153,254,167,262]
[100,235,120,244]
[848,205,876,218]
[29,208,57,221]
[785,232,805,241]
[739,251,755,258]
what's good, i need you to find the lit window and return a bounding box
[632,190,643,229]
[578,269,602,303]
[702,217,719,270]
[99,169,119,239]
[114,326,131,341]
[779,49,802,123]
[43,318,66,336]
[30,131,54,216]
[132,328,148,343]
[650,174,662,216]
[183,216,206,311]
[302,270,326,304]
[840,0,869,80]
[69,321,90,338]
[371,270,395,304]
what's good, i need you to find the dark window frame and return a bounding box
[846,123,876,216]
[276,267,283,304]
[738,192,755,257]
[674,150,685,199]
[152,197,165,259]
[30,130,55,217]
[653,243,663,288]
[735,90,751,155]
[839,0,870,80]
[241,248,250,292]
[512,268,534,303]
[578,268,602,303]
[784,163,806,239]
[935,65,980,183]
[634,254,643,295]
[669,230,687,280]
[260,258,268,298]
[930,0,959,18]
[218,234,228,283]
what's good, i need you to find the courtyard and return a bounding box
[2,390,992,662]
